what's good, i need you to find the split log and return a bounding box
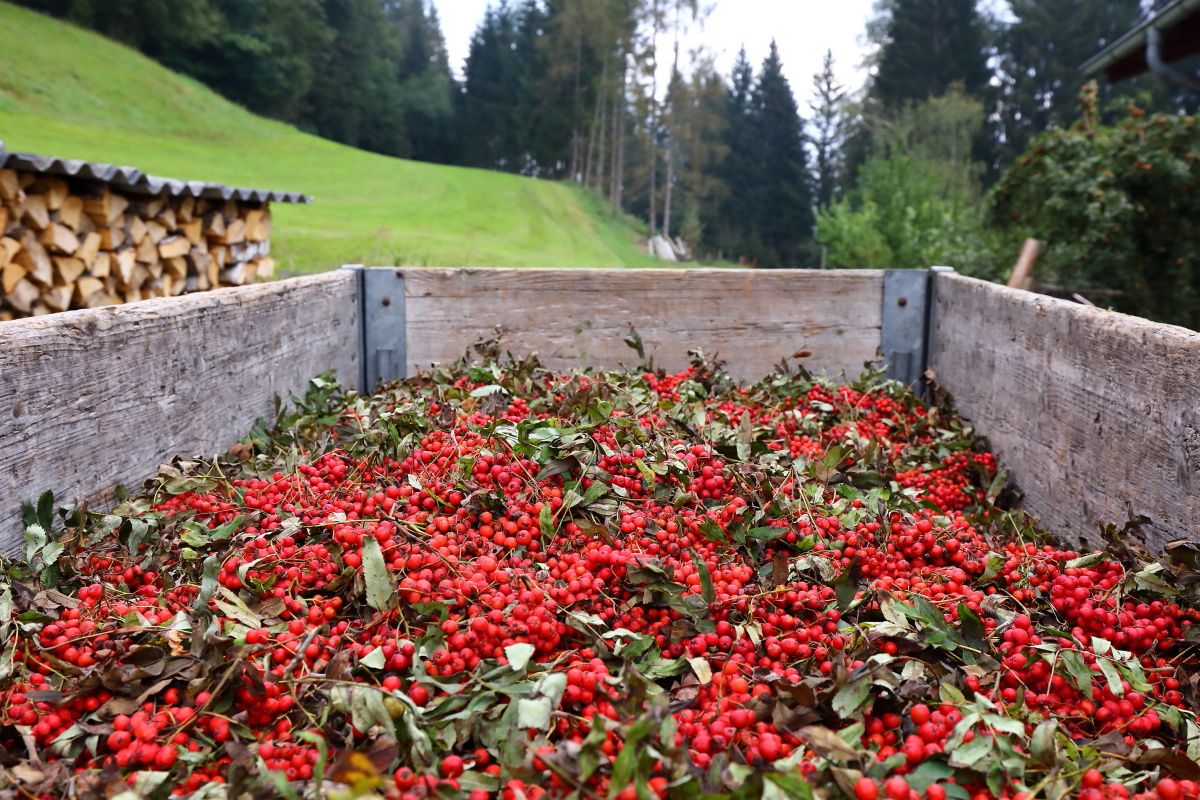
[53,256,86,285]
[6,277,39,312]
[77,231,102,266]
[1,262,25,294]
[114,250,136,287]
[91,251,111,279]
[164,256,187,281]
[39,223,80,255]
[21,194,49,230]
[254,258,276,280]
[73,276,106,306]
[177,196,195,222]
[202,211,225,239]
[135,236,158,265]
[0,170,19,201]
[128,215,148,245]
[98,225,126,250]
[158,235,190,259]
[15,230,53,285]
[181,218,203,244]
[42,284,72,312]
[59,196,84,230]
[214,218,245,245]
[83,190,129,226]
[144,219,168,245]
[31,178,70,210]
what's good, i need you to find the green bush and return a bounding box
[990,84,1200,328]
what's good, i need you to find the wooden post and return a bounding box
[1007,238,1040,290]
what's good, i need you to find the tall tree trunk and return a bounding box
[662,32,681,241]
[569,26,583,181]
[595,86,608,193]
[611,56,626,210]
[647,0,660,237]
[663,138,674,239]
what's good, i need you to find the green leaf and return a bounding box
[947,733,993,769]
[194,554,221,610]
[1066,552,1107,570]
[696,518,726,543]
[958,602,986,652]
[538,503,555,539]
[1058,649,1095,700]
[688,549,716,604]
[1095,655,1124,698]
[359,647,386,670]
[633,458,657,488]
[516,696,553,730]
[979,554,1007,583]
[36,490,54,534]
[832,676,873,718]
[362,537,397,613]
[736,411,753,461]
[505,642,536,672]
[764,772,814,800]
[469,384,505,398]
[1030,720,1059,766]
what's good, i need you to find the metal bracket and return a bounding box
[341,265,407,391]
[340,264,367,391]
[881,269,933,389]
[362,268,407,389]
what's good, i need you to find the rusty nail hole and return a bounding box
[897,297,908,307]
[381,297,391,306]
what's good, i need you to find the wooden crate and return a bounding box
[1,266,1194,556]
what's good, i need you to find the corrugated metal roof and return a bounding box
[1081,0,1200,81]
[0,142,311,204]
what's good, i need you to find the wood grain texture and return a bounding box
[930,273,1200,553]
[0,271,359,557]
[400,268,885,382]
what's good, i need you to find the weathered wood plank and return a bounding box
[930,273,1200,553]
[0,271,359,557]
[401,268,885,382]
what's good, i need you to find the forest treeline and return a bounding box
[18,0,1200,271]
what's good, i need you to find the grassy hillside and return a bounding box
[0,2,659,273]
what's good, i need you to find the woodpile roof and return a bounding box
[0,142,312,204]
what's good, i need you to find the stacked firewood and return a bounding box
[0,169,276,321]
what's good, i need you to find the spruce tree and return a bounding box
[809,50,847,209]
[751,41,815,266]
[300,0,407,157]
[387,0,457,164]
[707,48,760,260]
[457,3,528,170]
[873,0,990,108]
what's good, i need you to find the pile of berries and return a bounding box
[1,354,1197,800]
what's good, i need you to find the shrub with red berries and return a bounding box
[1,349,1198,800]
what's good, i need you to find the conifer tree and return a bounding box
[387,0,457,163]
[752,42,815,266]
[873,0,990,108]
[707,49,760,259]
[809,50,847,209]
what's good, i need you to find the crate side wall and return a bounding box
[0,270,359,557]
[930,273,1200,552]
[400,268,885,382]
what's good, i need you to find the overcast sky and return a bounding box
[432,1,880,107]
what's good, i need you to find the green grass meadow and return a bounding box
[0,2,661,273]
